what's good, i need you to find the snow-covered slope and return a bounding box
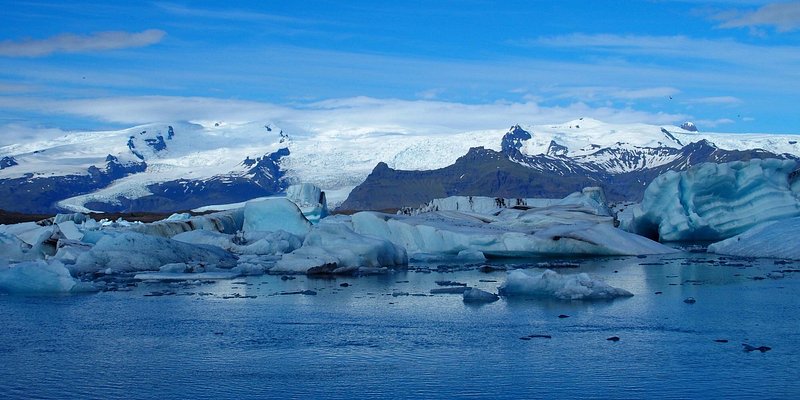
[1,118,799,213]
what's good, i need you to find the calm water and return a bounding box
[1,253,799,399]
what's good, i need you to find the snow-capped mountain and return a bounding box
[0,118,798,214]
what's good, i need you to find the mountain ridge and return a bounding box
[1,119,799,213]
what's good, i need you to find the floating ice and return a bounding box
[235,230,303,255]
[631,159,800,241]
[130,209,243,238]
[410,187,611,217]
[498,269,634,300]
[133,271,240,281]
[272,221,407,274]
[72,231,237,274]
[172,230,236,252]
[56,221,83,241]
[708,217,800,260]
[286,183,328,224]
[0,260,96,294]
[0,231,29,263]
[243,198,312,236]
[351,207,674,259]
[164,213,191,221]
[462,287,500,303]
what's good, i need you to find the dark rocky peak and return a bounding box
[680,122,698,132]
[268,147,290,163]
[167,125,175,140]
[459,147,504,162]
[104,154,146,179]
[242,156,257,168]
[245,148,291,187]
[1,156,18,170]
[660,128,683,146]
[144,135,167,152]
[127,136,144,160]
[501,125,532,155]
[546,140,569,157]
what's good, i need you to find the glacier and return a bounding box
[629,159,800,242]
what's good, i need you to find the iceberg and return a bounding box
[409,187,611,217]
[708,217,800,259]
[351,207,675,259]
[130,209,244,238]
[72,231,237,274]
[498,269,633,300]
[0,260,96,294]
[631,159,800,241]
[462,287,500,303]
[243,198,312,236]
[286,183,328,224]
[172,230,237,252]
[272,221,407,274]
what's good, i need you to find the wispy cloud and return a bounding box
[0,29,166,57]
[715,2,800,32]
[544,86,679,101]
[526,33,800,66]
[684,96,743,105]
[155,2,316,25]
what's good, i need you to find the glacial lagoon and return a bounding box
[1,252,798,399]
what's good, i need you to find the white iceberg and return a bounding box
[498,269,633,300]
[631,159,800,241]
[708,217,800,259]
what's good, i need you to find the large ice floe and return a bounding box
[628,159,800,242]
[707,217,800,260]
[498,269,633,300]
[350,189,674,259]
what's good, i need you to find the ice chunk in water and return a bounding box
[498,269,633,300]
[0,260,96,294]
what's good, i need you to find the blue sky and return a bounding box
[1,0,800,137]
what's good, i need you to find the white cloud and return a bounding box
[694,118,736,128]
[716,2,800,31]
[0,95,690,138]
[0,29,166,57]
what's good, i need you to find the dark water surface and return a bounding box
[1,254,799,399]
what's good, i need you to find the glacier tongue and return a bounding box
[630,158,800,242]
